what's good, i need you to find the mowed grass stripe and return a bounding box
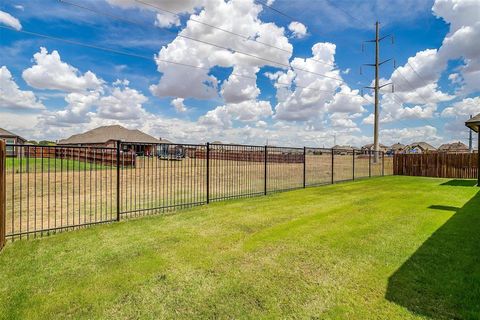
[0,176,478,319]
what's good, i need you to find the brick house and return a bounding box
[58,125,170,155]
[0,128,27,156]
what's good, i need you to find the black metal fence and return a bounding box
[3,142,391,240]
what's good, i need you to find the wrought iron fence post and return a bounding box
[352,149,355,181]
[477,131,480,186]
[382,151,385,176]
[206,142,210,203]
[0,140,5,251]
[116,140,121,221]
[303,147,306,188]
[264,145,267,195]
[369,151,372,178]
[331,149,334,184]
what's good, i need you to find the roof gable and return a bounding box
[0,128,26,141]
[58,125,167,145]
[406,142,437,151]
[438,142,469,151]
[466,113,480,132]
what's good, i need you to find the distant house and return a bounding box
[333,145,356,150]
[332,145,360,155]
[403,142,437,154]
[58,125,170,155]
[0,128,26,156]
[438,141,469,153]
[388,143,405,155]
[361,143,389,154]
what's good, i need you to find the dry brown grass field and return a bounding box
[5,155,393,237]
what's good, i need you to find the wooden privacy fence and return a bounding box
[21,146,136,167]
[195,149,304,163]
[0,141,5,251]
[394,153,478,179]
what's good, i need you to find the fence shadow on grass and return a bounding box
[440,179,477,187]
[385,191,480,319]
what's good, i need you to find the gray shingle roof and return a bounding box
[58,125,169,145]
[333,145,359,150]
[466,113,480,132]
[390,143,405,150]
[0,128,26,141]
[361,143,388,149]
[406,142,437,151]
[438,142,469,151]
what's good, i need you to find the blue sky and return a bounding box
[0,0,479,147]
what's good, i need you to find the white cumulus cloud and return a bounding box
[22,47,104,92]
[441,97,480,117]
[97,86,148,120]
[171,97,187,113]
[288,21,308,39]
[0,66,45,111]
[0,10,22,30]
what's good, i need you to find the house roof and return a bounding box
[58,125,169,145]
[333,145,359,150]
[466,113,480,133]
[390,143,405,150]
[438,141,469,151]
[0,127,26,141]
[406,142,437,150]
[361,143,388,149]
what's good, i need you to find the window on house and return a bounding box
[5,140,15,155]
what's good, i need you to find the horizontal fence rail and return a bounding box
[3,142,393,242]
[394,153,478,179]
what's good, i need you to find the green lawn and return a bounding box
[6,157,110,173]
[0,176,478,319]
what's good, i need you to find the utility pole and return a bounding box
[362,21,393,163]
[469,115,473,153]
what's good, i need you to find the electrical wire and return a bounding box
[406,61,430,87]
[135,0,337,69]
[59,0,344,83]
[1,25,365,99]
[323,0,372,30]
[394,69,435,107]
[389,90,438,128]
[255,0,298,22]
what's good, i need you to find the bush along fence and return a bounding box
[0,141,392,245]
[394,153,478,179]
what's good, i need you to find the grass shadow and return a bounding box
[441,179,478,187]
[386,191,480,319]
[428,205,458,212]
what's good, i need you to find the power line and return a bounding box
[2,24,373,122]
[135,0,337,69]
[2,25,374,115]
[406,61,430,85]
[394,67,435,107]
[59,0,344,83]
[1,25,155,61]
[60,0,370,102]
[388,91,438,128]
[255,0,298,22]
[1,25,364,100]
[324,0,371,30]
